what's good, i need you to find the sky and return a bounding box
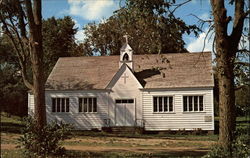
[41,0,239,53]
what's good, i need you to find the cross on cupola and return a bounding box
[123,34,129,45]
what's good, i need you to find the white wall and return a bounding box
[142,88,214,131]
[108,65,143,126]
[45,90,109,130]
[27,86,214,131]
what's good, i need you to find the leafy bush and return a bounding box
[18,117,73,157]
[203,127,250,158]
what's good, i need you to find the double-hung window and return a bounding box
[52,98,69,112]
[183,96,204,112]
[153,96,173,113]
[79,98,97,113]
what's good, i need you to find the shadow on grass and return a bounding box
[63,149,207,158]
[0,122,24,134]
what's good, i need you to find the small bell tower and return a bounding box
[119,34,133,71]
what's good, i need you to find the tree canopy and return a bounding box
[42,16,82,77]
[83,0,200,56]
[0,15,81,116]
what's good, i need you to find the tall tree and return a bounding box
[42,16,79,78]
[0,16,81,117]
[210,0,249,150]
[0,0,46,128]
[0,34,28,116]
[83,0,200,55]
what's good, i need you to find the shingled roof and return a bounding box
[45,52,214,90]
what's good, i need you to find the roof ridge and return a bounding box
[58,52,211,59]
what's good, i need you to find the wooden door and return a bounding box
[115,99,135,126]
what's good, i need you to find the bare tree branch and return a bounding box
[235,84,249,91]
[0,2,33,90]
[234,61,250,67]
[16,0,28,42]
[24,0,35,33]
[230,0,245,49]
[170,0,191,15]
[7,14,27,61]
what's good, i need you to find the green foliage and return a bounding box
[0,35,28,116]
[203,127,250,158]
[235,86,250,116]
[0,16,82,116]
[83,0,200,56]
[42,16,82,78]
[1,112,25,133]
[18,117,73,157]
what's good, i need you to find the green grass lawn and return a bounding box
[1,113,25,134]
[1,149,209,158]
[1,113,249,158]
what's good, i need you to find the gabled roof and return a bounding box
[120,43,132,51]
[45,52,214,90]
[106,63,143,89]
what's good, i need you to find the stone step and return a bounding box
[102,126,144,134]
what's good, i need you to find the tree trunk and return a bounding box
[210,0,245,151]
[216,48,236,150]
[26,0,46,128]
[31,36,46,128]
[210,2,236,148]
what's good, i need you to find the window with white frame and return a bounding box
[153,96,173,113]
[183,96,204,112]
[79,98,97,113]
[52,98,69,112]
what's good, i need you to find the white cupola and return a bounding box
[119,35,133,71]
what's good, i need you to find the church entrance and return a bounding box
[115,99,135,126]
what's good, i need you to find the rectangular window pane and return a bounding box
[189,96,193,111]
[66,98,69,112]
[79,98,82,112]
[194,96,198,111]
[93,98,97,112]
[61,98,65,112]
[122,99,127,103]
[159,97,163,112]
[116,100,121,103]
[169,97,173,112]
[153,97,157,112]
[88,98,93,112]
[84,98,88,112]
[52,98,56,112]
[128,99,134,103]
[164,97,168,112]
[183,96,187,111]
[199,96,203,111]
[57,98,61,112]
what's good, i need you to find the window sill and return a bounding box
[153,112,176,114]
[52,112,70,113]
[182,112,206,114]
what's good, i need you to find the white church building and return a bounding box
[28,41,214,132]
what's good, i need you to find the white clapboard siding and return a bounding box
[28,92,35,116]
[142,88,214,131]
[46,90,109,130]
[109,65,143,126]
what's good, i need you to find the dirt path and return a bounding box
[64,145,210,153]
[63,136,215,153]
[1,144,17,150]
[1,134,216,154]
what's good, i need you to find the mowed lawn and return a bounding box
[2,113,248,158]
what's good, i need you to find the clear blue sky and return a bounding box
[41,0,238,53]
